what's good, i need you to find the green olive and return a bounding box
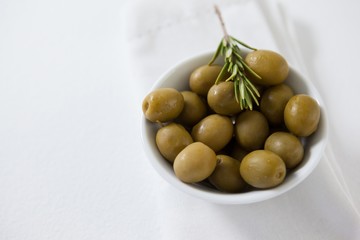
[207,81,242,116]
[173,142,217,183]
[240,150,286,188]
[235,111,269,151]
[156,123,193,163]
[260,84,294,125]
[189,65,222,97]
[264,132,304,169]
[245,50,289,86]
[284,94,320,137]
[208,155,246,193]
[142,88,184,123]
[192,114,233,152]
[176,91,207,126]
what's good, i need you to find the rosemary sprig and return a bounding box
[209,5,261,110]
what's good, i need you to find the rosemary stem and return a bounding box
[214,5,230,43]
[210,5,260,110]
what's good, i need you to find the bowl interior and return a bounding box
[141,51,328,204]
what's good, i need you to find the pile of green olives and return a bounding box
[142,50,321,193]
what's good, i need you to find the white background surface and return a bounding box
[1,0,360,239]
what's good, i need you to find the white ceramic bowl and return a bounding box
[141,51,328,204]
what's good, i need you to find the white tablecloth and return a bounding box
[0,0,359,239]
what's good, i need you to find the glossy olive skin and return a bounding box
[189,65,222,97]
[235,111,269,151]
[173,142,217,183]
[265,132,304,169]
[176,91,207,126]
[156,123,193,163]
[192,114,233,152]
[240,150,286,188]
[284,94,320,137]
[207,81,242,116]
[245,50,289,86]
[260,84,294,125]
[208,155,246,193]
[142,88,184,122]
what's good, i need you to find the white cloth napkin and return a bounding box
[125,0,360,239]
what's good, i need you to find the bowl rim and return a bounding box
[141,51,329,204]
